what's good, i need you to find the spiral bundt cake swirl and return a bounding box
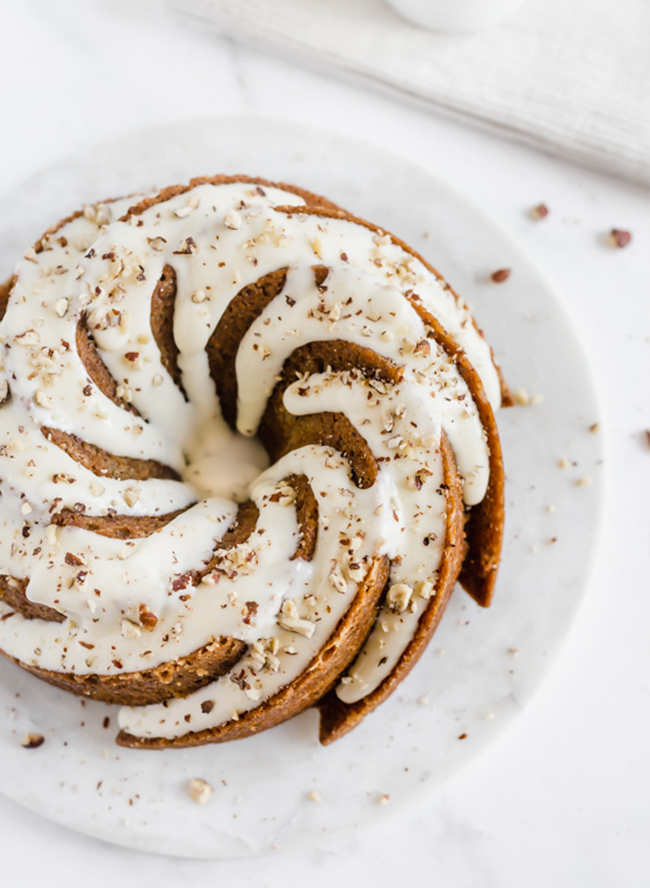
[0,176,508,747]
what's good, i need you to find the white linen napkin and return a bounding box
[169,0,649,185]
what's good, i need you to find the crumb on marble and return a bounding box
[189,778,213,805]
[530,203,549,221]
[609,229,632,248]
[513,388,543,407]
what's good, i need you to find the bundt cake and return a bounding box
[0,175,509,748]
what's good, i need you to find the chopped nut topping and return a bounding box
[123,351,141,369]
[347,562,365,582]
[277,615,315,638]
[54,298,69,318]
[123,487,140,507]
[15,330,41,346]
[224,209,242,230]
[175,197,200,218]
[386,582,413,613]
[34,389,54,409]
[118,311,131,334]
[138,604,158,629]
[309,236,324,258]
[328,302,341,321]
[214,541,258,577]
[382,410,395,433]
[281,598,299,619]
[121,619,141,639]
[369,378,387,394]
[274,484,297,507]
[328,566,347,594]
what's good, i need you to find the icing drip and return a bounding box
[0,181,501,740]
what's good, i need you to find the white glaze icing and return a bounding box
[0,180,501,738]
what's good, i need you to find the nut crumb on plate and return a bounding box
[189,777,213,804]
[609,229,632,248]
[530,203,549,220]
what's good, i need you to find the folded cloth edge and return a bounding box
[171,0,650,186]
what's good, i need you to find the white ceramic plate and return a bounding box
[0,118,603,858]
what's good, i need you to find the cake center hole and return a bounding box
[182,418,269,503]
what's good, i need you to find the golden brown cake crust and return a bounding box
[317,433,466,744]
[116,553,390,748]
[0,635,247,706]
[0,575,66,623]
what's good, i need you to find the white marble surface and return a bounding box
[0,0,648,884]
